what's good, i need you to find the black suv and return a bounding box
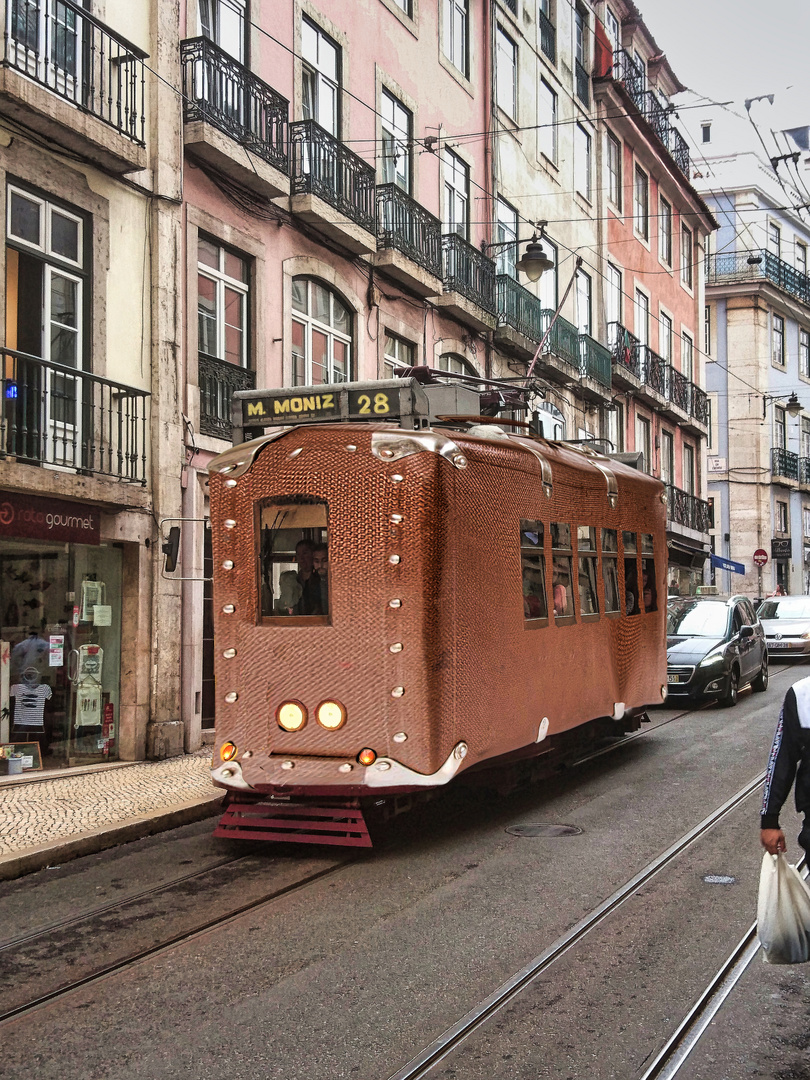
[666,594,768,707]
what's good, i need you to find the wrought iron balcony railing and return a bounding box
[772,446,799,481]
[198,352,255,440]
[639,344,667,396]
[181,37,288,172]
[800,458,810,485]
[376,184,442,279]
[609,322,641,379]
[290,119,376,232]
[706,250,810,308]
[538,9,555,63]
[539,309,580,368]
[669,127,690,177]
[441,233,496,315]
[666,364,690,412]
[496,274,545,342]
[579,334,611,387]
[691,384,709,425]
[610,50,689,178]
[0,346,149,482]
[575,59,590,106]
[666,485,711,533]
[2,0,147,144]
[642,90,669,145]
[613,49,645,109]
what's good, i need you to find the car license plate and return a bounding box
[667,673,681,683]
[769,641,790,648]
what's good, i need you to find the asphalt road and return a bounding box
[0,661,808,1080]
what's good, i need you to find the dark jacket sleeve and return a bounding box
[761,687,802,829]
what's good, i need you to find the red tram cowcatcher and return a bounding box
[207,376,667,846]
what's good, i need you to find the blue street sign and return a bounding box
[710,553,745,574]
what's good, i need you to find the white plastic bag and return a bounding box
[757,852,810,964]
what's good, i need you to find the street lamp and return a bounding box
[763,391,802,419]
[484,225,555,283]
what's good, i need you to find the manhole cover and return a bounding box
[505,823,583,837]
[702,874,736,885]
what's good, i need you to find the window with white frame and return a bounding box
[635,288,649,347]
[634,164,648,240]
[681,331,693,381]
[636,414,651,473]
[302,16,340,136]
[681,224,693,288]
[291,277,352,385]
[538,78,557,162]
[804,504,810,538]
[774,405,786,449]
[575,123,591,201]
[607,399,624,453]
[606,130,621,209]
[198,237,249,368]
[438,352,476,376]
[776,499,788,533]
[391,0,413,15]
[659,196,672,265]
[381,88,411,192]
[606,263,622,343]
[199,0,246,61]
[538,237,558,310]
[683,443,695,495]
[633,49,646,93]
[575,268,591,335]
[768,221,781,260]
[660,311,673,363]
[383,331,415,373]
[801,328,810,377]
[495,197,518,277]
[442,0,469,77]
[604,6,620,52]
[496,26,517,118]
[802,416,810,458]
[661,429,674,485]
[705,304,711,357]
[443,148,469,238]
[701,122,711,143]
[772,313,785,366]
[797,241,808,277]
[575,7,587,66]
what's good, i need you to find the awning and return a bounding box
[667,537,709,569]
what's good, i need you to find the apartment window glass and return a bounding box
[805,505,810,538]
[802,416,810,459]
[443,148,469,238]
[634,165,648,240]
[681,225,693,288]
[443,0,468,77]
[801,328,810,377]
[495,197,518,278]
[773,313,785,366]
[705,304,711,357]
[538,79,557,163]
[438,352,476,376]
[683,444,695,495]
[198,237,249,368]
[538,238,558,310]
[496,27,517,118]
[768,222,781,260]
[776,500,788,533]
[199,0,246,61]
[606,263,622,343]
[391,0,413,14]
[291,277,352,385]
[659,196,672,265]
[574,8,586,65]
[797,241,808,277]
[383,332,415,373]
[681,331,694,381]
[575,268,591,335]
[606,131,621,209]
[607,401,624,453]
[660,311,673,362]
[774,406,786,450]
[633,49,646,93]
[575,124,591,201]
[381,89,411,192]
[661,430,674,485]
[635,289,649,347]
[701,122,711,143]
[302,17,340,136]
[636,414,651,473]
[605,7,620,52]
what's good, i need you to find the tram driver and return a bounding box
[278,539,326,616]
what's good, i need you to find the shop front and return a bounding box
[0,491,122,772]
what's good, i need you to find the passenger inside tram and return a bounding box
[259,500,329,618]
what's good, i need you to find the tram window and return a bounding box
[258,499,329,620]
[577,526,599,616]
[641,557,657,612]
[551,522,575,620]
[602,529,620,613]
[641,533,654,555]
[520,520,548,622]
[622,531,637,554]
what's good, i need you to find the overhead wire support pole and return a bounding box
[523,256,583,387]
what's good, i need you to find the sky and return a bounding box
[638,0,810,126]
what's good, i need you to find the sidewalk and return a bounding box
[0,749,224,881]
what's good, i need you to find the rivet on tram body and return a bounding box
[388,599,402,609]
[454,743,468,760]
[389,555,401,565]
[346,444,357,452]
[660,684,668,701]
[224,479,237,489]
[380,448,395,459]
[220,768,233,778]
[281,761,295,770]
[242,751,252,759]
[391,686,405,698]
[452,454,468,469]
[224,691,238,703]
[389,642,403,653]
[391,474,404,483]
[224,519,237,530]
[375,761,392,771]
[339,762,353,773]
[222,560,234,570]
[288,448,303,459]
[223,648,237,659]
[222,604,235,614]
[660,491,668,504]
[393,732,408,743]
[390,514,403,524]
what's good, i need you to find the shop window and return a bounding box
[623,530,639,614]
[520,520,548,622]
[551,522,574,620]
[577,526,599,615]
[291,277,352,385]
[602,528,620,612]
[259,499,329,620]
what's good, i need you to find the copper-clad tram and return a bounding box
[207,376,667,846]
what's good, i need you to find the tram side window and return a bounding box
[577,526,599,616]
[551,522,575,619]
[602,528,620,613]
[623,531,640,615]
[258,500,329,619]
[641,535,657,613]
[520,520,548,622]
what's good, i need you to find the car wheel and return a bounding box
[753,654,769,693]
[720,667,739,707]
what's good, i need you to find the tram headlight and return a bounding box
[277,701,307,732]
[317,700,347,730]
[357,748,377,766]
[220,741,238,762]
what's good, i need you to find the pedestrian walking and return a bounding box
[761,677,810,862]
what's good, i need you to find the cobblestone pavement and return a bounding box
[0,750,216,855]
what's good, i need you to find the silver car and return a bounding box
[756,595,810,657]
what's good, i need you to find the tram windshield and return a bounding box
[258,499,329,619]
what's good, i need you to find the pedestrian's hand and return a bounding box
[761,828,787,855]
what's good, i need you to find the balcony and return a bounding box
[772,447,799,483]
[638,344,667,399]
[609,322,642,386]
[198,353,255,440]
[0,347,149,483]
[538,9,555,64]
[538,309,580,380]
[706,250,810,309]
[800,458,810,486]
[495,274,544,358]
[608,49,690,180]
[435,234,496,331]
[669,127,690,178]
[575,60,589,107]
[374,184,442,295]
[690,384,709,428]
[0,0,147,172]
[181,37,289,199]
[612,49,645,109]
[289,119,376,253]
[666,485,711,534]
[578,334,611,393]
[664,363,690,419]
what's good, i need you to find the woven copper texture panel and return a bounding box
[209,425,667,792]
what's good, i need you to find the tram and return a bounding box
[207,374,667,847]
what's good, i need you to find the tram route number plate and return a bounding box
[242,388,398,424]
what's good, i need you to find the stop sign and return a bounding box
[753,548,768,566]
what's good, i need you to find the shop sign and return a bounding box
[0,490,100,545]
[771,538,792,559]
